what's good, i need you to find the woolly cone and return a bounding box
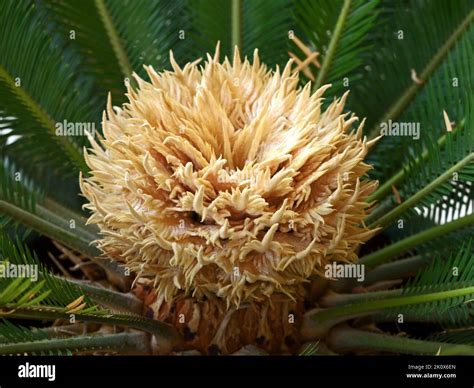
[81,46,378,353]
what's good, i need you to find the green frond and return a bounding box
[0,186,126,286]
[42,0,191,104]
[0,321,149,355]
[305,242,474,338]
[304,283,474,339]
[4,156,83,212]
[359,213,474,268]
[0,161,38,214]
[430,329,474,345]
[412,221,473,259]
[0,251,99,313]
[0,159,100,257]
[374,241,474,327]
[292,0,380,97]
[0,263,179,346]
[0,0,94,176]
[0,236,94,309]
[0,158,41,233]
[242,0,293,67]
[188,0,232,58]
[188,0,292,67]
[0,233,178,347]
[328,325,474,355]
[41,0,125,103]
[368,124,473,228]
[100,0,190,76]
[0,234,140,313]
[406,120,474,200]
[0,277,51,309]
[373,301,473,328]
[405,240,473,291]
[0,320,49,345]
[3,305,180,349]
[358,0,473,135]
[368,23,473,191]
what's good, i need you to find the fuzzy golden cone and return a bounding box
[81,45,378,353]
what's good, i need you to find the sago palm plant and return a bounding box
[0,0,473,356]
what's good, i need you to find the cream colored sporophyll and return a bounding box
[80,46,378,353]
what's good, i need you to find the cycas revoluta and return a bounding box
[0,0,473,356]
[80,47,377,353]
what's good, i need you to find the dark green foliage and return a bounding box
[187,0,293,67]
[0,0,95,176]
[379,241,474,327]
[0,236,97,310]
[0,0,473,355]
[293,0,380,97]
[355,0,473,129]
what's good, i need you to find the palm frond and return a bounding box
[102,0,190,75]
[403,239,473,289]
[389,215,474,260]
[0,158,41,233]
[298,341,319,356]
[368,18,474,184]
[292,0,380,98]
[366,240,474,327]
[188,0,293,67]
[377,241,474,327]
[188,0,232,58]
[367,111,474,228]
[359,213,474,268]
[306,243,474,341]
[0,0,95,176]
[0,232,179,347]
[0,260,179,347]
[0,277,51,309]
[0,158,101,258]
[0,235,141,313]
[358,0,473,135]
[242,0,293,67]
[304,281,474,339]
[0,320,49,344]
[0,235,97,310]
[41,0,127,104]
[5,156,84,212]
[0,321,149,355]
[42,0,191,104]
[328,325,474,355]
[430,329,474,345]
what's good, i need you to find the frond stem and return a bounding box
[95,0,133,78]
[0,65,88,172]
[0,332,150,355]
[328,325,474,355]
[231,0,242,51]
[366,124,461,203]
[314,0,352,89]
[0,200,125,282]
[1,305,181,351]
[368,152,474,228]
[359,213,474,268]
[367,11,474,140]
[302,285,474,339]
